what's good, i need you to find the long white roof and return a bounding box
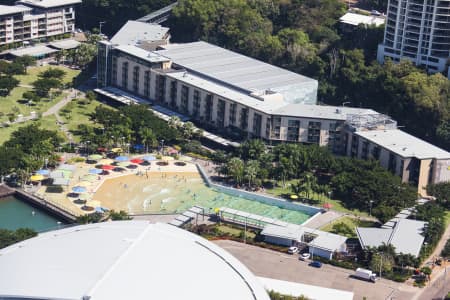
[156,41,318,103]
[339,12,385,27]
[16,0,81,8]
[274,103,377,120]
[110,21,169,46]
[0,221,270,300]
[356,219,427,257]
[0,4,31,15]
[356,129,450,159]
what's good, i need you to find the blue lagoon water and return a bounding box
[0,195,63,231]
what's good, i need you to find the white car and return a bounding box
[299,253,311,261]
[288,246,299,254]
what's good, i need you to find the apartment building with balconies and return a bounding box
[377,0,450,78]
[0,0,80,49]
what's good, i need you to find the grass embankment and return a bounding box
[59,98,104,143]
[320,216,378,238]
[265,179,370,218]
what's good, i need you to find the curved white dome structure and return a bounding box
[0,221,270,300]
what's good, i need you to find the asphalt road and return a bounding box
[214,240,418,300]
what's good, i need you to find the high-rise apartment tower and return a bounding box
[377,0,450,78]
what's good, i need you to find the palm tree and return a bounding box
[168,116,181,129]
[244,160,260,187]
[139,127,157,153]
[181,121,196,140]
[226,157,245,185]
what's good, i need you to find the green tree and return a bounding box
[244,160,260,187]
[0,75,19,96]
[227,157,245,185]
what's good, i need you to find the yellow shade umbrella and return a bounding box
[30,174,44,181]
[290,194,299,200]
[162,156,174,161]
[111,148,122,153]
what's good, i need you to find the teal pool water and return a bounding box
[0,196,64,231]
[97,174,313,225]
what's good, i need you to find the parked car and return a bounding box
[288,246,299,254]
[371,10,381,16]
[309,261,322,268]
[299,253,311,261]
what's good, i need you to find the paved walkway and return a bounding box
[304,210,343,229]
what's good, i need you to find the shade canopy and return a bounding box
[89,168,103,174]
[58,164,76,171]
[115,156,129,162]
[142,155,156,161]
[88,154,103,160]
[133,144,144,150]
[82,174,97,182]
[111,148,122,153]
[36,169,50,175]
[130,158,144,164]
[290,195,298,200]
[30,174,44,181]
[101,165,114,170]
[116,161,129,167]
[72,186,87,193]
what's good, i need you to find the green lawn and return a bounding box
[0,115,61,145]
[320,216,378,238]
[59,99,106,143]
[0,65,80,124]
[265,180,370,218]
[217,225,256,239]
[14,65,80,86]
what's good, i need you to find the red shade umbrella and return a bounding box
[130,158,144,164]
[101,165,114,170]
[323,203,332,210]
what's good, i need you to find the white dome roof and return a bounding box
[0,221,269,300]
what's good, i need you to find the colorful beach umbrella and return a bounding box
[89,168,103,174]
[115,156,129,162]
[130,158,144,164]
[72,186,87,193]
[30,174,44,181]
[101,165,114,170]
[111,148,122,153]
[36,169,50,175]
[290,194,299,200]
[88,154,103,160]
[82,174,97,182]
[142,155,156,161]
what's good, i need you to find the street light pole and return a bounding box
[161,139,165,155]
[369,200,374,216]
[99,21,106,35]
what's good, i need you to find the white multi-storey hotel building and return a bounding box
[0,0,80,47]
[377,0,450,77]
[97,21,450,194]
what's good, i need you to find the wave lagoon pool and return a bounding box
[94,173,315,225]
[0,195,65,231]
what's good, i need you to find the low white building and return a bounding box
[339,12,385,28]
[261,224,348,260]
[356,218,427,257]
